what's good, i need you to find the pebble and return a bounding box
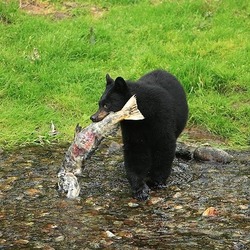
[42,224,58,233]
[107,141,122,154]
[89,242,100,249]
[100,239,114,247]
[54,235,65,242]
[25,188,42,196]
[173,192,182,199]
[202,207,218,217]
[238,204,248,210]
[117,231,133,238]
[25,222,34,226]
[113,220,123,226]
[85,197,95,205]
[33,242,55,249]
[233,242,246,250]
[147,197,164,205]
[105,231,116,238]
[14,239,29,244]
[174,205,183,210]
[175,142,195,160]
[0,239,6,244]
[16,194,25,200]
[0,177,18,191]
[93,206,104,211]
[128,202,139,208]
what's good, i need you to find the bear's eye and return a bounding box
[103,104,108,109]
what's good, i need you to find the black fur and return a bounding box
[91,70,188,200]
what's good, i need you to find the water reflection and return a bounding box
[0,141,249,249]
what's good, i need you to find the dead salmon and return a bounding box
[57,171,80,199]
[57,95,144,198]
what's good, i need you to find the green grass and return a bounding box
[0,0,249,149]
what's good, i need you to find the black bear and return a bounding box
[90,70,188,200]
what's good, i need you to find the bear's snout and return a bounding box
[90,113,100,122]
[90,109,109,122]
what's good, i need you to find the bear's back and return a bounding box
[136,70,188,138]
[138,70,182,95]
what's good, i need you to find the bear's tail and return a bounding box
[122,95,145,120]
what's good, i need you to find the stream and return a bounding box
[0,139,249,249]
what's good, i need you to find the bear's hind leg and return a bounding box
[147,142,176,190]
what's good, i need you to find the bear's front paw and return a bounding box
[132,185,150,201]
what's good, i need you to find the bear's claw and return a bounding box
[147,181,166,190]
[133,185,150,201]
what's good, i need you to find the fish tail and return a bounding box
[122,95,144,120]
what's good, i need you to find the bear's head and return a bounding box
[90,74,131,122]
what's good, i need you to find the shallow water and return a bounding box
[0,140,249,250]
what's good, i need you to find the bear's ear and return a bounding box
[114,77,129,93]
[106,74,114,85]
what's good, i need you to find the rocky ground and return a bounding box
[0,137,249,249]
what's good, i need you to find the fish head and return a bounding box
[57,171,80,199]
[90,75,131,122]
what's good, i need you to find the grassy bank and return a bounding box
[0,0,249,149]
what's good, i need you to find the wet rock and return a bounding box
[99,239,114,247]
[0,184,12,191]
[174,205,183,210]
[0,176,18,191]
[238,205,248,210]
[89,241,100,249]
[123,219,137,226]
[118,231,133,238]
[233,241,246,250]
[25,222,34,226]
[169,163,193,186]
[147,197,164,205]
[107,141,122,154]
[128,202,139,208]
[202,207,218,217]
[42,224,58,233]
[93,206,104,211]
[43,246,55,250]
[85,196,95,205]
[176,142,195,160]
[153,209,168,218]
[105,230,116,238]
[113,220,123,227]
[54,235,64,242]
[173,192,182,199]
[14,239,29,244]
[24,188,42,196]
[194,146,233,163]
[0,239,6,244]
[39,212,50,217]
